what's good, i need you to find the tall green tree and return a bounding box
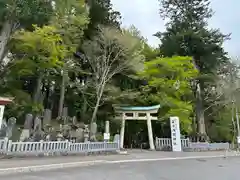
[51,0,89,117]
[157,0,230,141]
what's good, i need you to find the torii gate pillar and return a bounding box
[114,105,160,151]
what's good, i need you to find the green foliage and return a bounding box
[157,25,229,74]
[85,0,121,38]
[11,25,67,74]
[157,0,229,73]
[207,109,234,142]
[138,56,198,133]
[0,0,53,29]
[3,89,43,121]
[159,0,212,24]
[142,44,160,61]
[2,25,68,118]
[53,0,89,48]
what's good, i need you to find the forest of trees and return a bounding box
[0,0,239,144]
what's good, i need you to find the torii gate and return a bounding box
[113,104,160,150]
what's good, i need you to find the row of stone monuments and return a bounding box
[0,108,103,142]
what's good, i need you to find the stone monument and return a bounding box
[19,114,33,141]
[32,116,44,141]
[43,109,52,126]
[5,117,16,139]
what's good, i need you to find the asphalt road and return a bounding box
[3,156,240,180]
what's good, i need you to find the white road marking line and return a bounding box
[107,155,226,163]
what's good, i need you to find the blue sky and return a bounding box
[111,0,239,57]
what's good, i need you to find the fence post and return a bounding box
[3,137,8,154]
[40,140,44,154]
[7,140,12,155]
[155,137,158,150]
[103,141,106,152]
[66,140,70,154]
[117,139,120,150]
[87,141,90,153]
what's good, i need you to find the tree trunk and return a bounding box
[90,95,101,124]
[191,113,198,142]
[196,82,207,142]
[0,21,12,63]
[90,94,102,142]
[44,81,51,109]
[58,69,68,117]
[80,97,88,122]
[90,84,105,124]
[89,84,105,142]
[33,74,43,103]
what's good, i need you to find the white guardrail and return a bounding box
[0,138,120,156]
[155,137,230,151]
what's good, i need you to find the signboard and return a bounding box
[104,133,110,140]
[170,117,182,152]
[0,105,4,129]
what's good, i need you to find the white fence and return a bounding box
[0,139,119,156]
[155,137,190,150]
[155,137,230,151]
[189,142,230,151]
